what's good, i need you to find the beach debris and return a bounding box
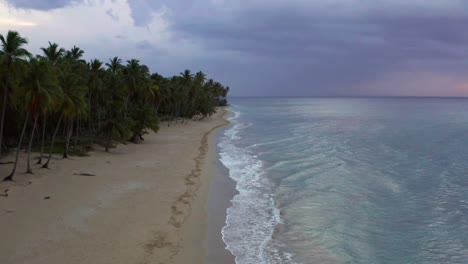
[73,173,96,176]
[0,161,14,165]
[43,196,51,200]
[4,209,15,214]
[0,189,8,197]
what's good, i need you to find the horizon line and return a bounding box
[227,95,468,99]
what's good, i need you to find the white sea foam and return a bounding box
[219,109,297,264]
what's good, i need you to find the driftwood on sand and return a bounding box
[73,173,96,176]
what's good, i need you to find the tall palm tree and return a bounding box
[123,59,142,119]
[19,57,58,173]
[128,72,159,142]
[0,30,31,157]
[40,42,64,65]
[59,68,87,158]
[87,59,104,131]
[37,41,64,164]
[42,65,86,167]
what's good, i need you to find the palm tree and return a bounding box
[0,30,31,157]
[19,57,58,173]
[129,75,159,142]
[41,111,63,169]
[40,42,64,65]
[123,59,142,119]
[3,112,29,181]
[59,67,87,158]
[106,56,122,74]
[42,65,86,167]
[98,118,129,152]
[37,41,64,164]
[64,45,84,63]
[1,31,232,175]
[98,59,128,151]
[87,59,104,131]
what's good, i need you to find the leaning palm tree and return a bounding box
[2,112,29,181]
[20,57,58,173]
[0,30,31,157]
[42,65,86,167]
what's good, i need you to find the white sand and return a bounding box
[0,109,230,264]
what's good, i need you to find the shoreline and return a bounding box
[0,108,230,264]
[171,109,234,263]
[205,129,238,264]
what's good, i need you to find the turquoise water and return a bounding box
[218,98,468,264]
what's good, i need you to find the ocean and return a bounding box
[218,97,468,264]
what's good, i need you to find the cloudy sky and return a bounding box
[1,0,468,97]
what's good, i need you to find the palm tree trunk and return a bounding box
[124,94,129,120]
[63,117,73,158]
[42,113,63,169]
[155,101,161,116]
[88,90,92,131]
[98,106,101,130]
[3,112,30,181]
[105,128,112,152]
[0,66,11,157]
[37,113,47,164]
[74,117,79,147]
[26,112,39,174]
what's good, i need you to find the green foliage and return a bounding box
[58,63,87,118]
[14,57,60,113]
[0,29,231,161]
[40,42,65,65]
[0,30,31,64]
[129,103,160,135]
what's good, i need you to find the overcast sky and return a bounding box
[1,0,468,97]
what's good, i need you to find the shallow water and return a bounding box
[219,97,468,264]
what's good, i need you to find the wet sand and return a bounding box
[205,135,237,264]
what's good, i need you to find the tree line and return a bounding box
[0,30,230,181]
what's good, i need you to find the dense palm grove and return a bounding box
[0,30,230,181]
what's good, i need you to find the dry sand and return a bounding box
[0,109,231,264]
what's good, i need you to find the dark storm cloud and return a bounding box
[8,0,466,96]
[173,8,468,62]
[6,0,81,10]
[125,1,468,96]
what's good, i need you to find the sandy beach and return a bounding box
[0,109,232,264]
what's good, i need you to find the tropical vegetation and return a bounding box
[0,30,230,181]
